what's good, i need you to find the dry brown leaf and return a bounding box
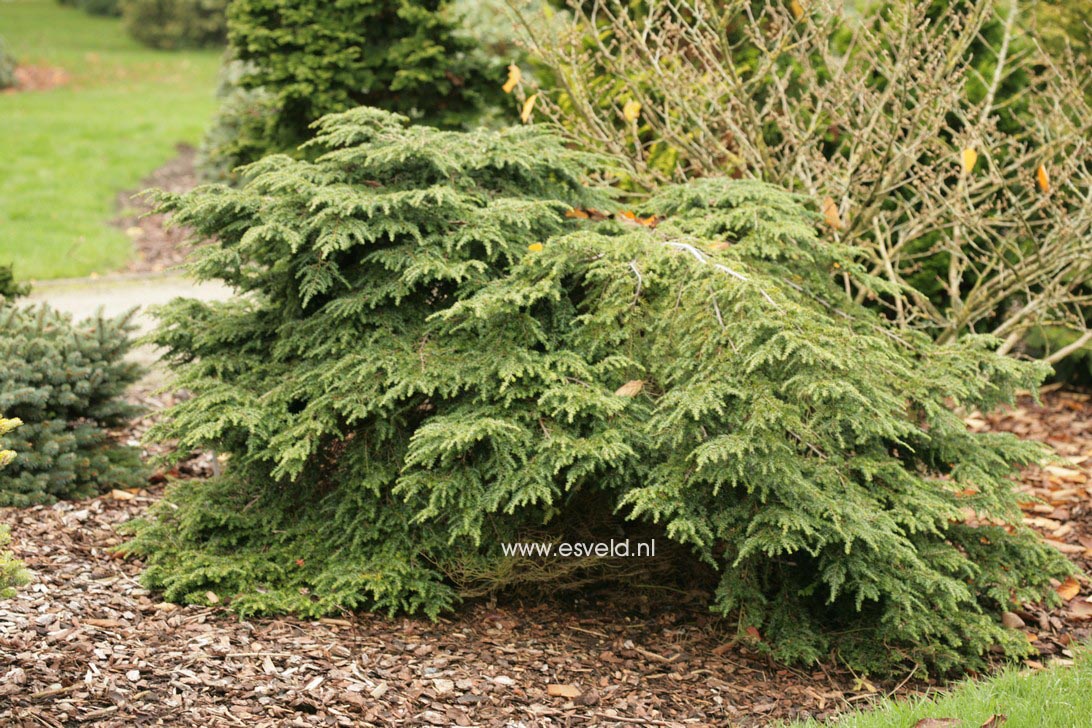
[109,489,135,501]
[614,380,645,397]
[546,684,582,699]
[981,713,1007,728]
[1001,611,1025,629]
[1057,576,1080,601]
[913,720,961,728]
[821,196,843,230]
[1068,600,1092,619]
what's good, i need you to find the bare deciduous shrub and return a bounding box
[513,0,1092,360]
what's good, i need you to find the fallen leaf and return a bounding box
[614,380,645,397]
[790,0,805,20]
[618,210,658,227]
[981,714,1007,728]
[745,625,761,641]
[205,591,220,604]
[913,720,960,728]
[1001,611,1025,629]
[109,489,135,501]
[1068,600,1092,619]
[502,64,521,94]
[623,99,641,123]
[1057,576,1080,601]
[821,197,843,230]
[547,684,582,698]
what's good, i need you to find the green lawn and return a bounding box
[0,0,220,280]
[789,651,1092,728]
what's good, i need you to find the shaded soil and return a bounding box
[113,145,200,274]
[1,65,70,94]
[2,391,1092,726]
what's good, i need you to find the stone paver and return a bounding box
[26,273,233,383]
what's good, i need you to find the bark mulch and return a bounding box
[1,66,70,94]
[2,390,1092,727]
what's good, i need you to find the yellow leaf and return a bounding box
[961,147,978,175]
[527,243,544,252]
[821,196,843,230]
[790,0,805,20]
[502,64,522,94]
[1037,164,1051,193]
[622,99,641,122]
[521,93,539,124]
[614,380,645,397]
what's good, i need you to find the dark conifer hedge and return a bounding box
[203,0,505,176]
[127,108,1070,673]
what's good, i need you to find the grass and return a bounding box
[788,651,1092,728]
[0,0,220,280]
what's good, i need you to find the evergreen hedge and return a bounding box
[203,0,505,176]
[0,305,145,506]
[122,0,228,50]
[127,108,1070,674]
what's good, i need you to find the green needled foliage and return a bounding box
[207,0,506,175]
[127,108,1070,674]
[0,305,145,506]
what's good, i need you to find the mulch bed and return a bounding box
[1,66,70,94]
[113,145,200,275]
[1,390,1091,727]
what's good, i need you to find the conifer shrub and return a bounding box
[201,0,506,178]
[75,0,122,16]
[1,417,30,599]
[122,0,227,50]
[0,264,29,300]
[0,36,16,90]
[127,108,1071,674]
[0,305,145,506]
[196,55,280,183]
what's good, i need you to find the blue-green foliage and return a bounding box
[0,305,145,506]
[126,108,1070,674]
